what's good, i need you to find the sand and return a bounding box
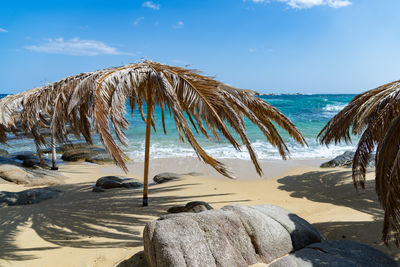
[0,157,398,266]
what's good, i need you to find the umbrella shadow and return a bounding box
[0,181,247,261]
[277,169,382,217]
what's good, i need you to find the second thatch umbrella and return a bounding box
[0,61,307,206]
[318,80,400,246]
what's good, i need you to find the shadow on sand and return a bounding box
[0,179,250,262]
[277,169,399,260]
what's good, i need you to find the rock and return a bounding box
[116,251,149,267]
[85,153,113,164]
[144,205,395,267]
[248,205,325,250]
[0,163,64,186]
[0,188,62,206]
[95,176,143,190]
[21,158,52,168]
[143,204,325,267]
[320,151,376,168]
[0,149,8,157]
[10,152,52,168]
[11,151,37,161]
[270,240,398,267]
[61,147,107,162]
[167,201,214,213]
[153,172,183,184]
[60,143,102,152]
[0,164,33,184]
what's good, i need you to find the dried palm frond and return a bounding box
[317,80,400,245]
[0,61,307,204]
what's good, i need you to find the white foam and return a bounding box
[124,139,355,162]
[323,103,347,112]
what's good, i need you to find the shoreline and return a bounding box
[1,158,398,266]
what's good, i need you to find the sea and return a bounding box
[0,94,357,161]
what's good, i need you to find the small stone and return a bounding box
[153,172,183,184]
[95,176,143,190]
[167,201,214,213]
[85,153,113,164]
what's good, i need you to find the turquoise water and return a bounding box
[123,94,356,161]
[0,94,357,160]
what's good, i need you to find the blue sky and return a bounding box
[0,0,399,94]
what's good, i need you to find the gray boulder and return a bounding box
[320,151,375,168]
[143,204,325,267]
[94,176,143,191]
[0,163,64,186]
[270,240,398,267]
[0,164,34,184]
[0,188,62,206]
[167,201,214,213]
[153,172,183,184]
[143,204,396,267]
[61,147,107,162]
[85,153,113,164]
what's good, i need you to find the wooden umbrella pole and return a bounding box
[51,132,58,170]
[143,87,152,207]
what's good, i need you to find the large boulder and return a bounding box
[143,204,325,267]
[61,147,107,162]
[0,164,34,184]
[270,240,398,267]
[0,188,62,206]
[143,204,396,267]
[85,153,114,164]
[0,163,64,186]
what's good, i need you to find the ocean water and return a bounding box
[0,93,357,161]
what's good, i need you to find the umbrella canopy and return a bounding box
[318,80,400,246]
[0,61,307,205]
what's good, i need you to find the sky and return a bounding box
[1,0,400,94]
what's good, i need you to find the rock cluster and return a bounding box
[143,204,397,267]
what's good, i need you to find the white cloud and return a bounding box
[134,16,145,25]
[25,37,131,56]
[247,0,351,9]
[249,48,257,53]
[0,28,8,33]
[172,21,184,29]
[142,1,160,10]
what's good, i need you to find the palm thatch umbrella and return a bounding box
[318,80,400,246]
[0,61,307,206]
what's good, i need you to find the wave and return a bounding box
[323,103,347,112]
[124,140,355,162]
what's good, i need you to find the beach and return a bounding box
[1,158,397,266]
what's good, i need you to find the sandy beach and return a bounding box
[0,158,397,266]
